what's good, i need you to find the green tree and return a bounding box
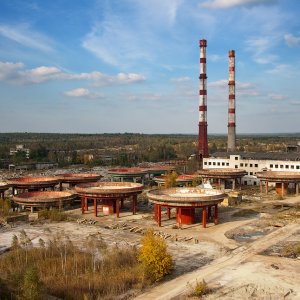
[20,266,43,300]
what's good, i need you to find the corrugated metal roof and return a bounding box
[210,152,300,161]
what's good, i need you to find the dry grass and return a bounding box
[38,207,68,222]
[0,230,151,300]
[233,209,258,217]
[281,243,300,258]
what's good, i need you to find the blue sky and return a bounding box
[0,0,299,134]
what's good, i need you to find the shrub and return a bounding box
[164,171,178,188]
[38,208,67,221]
[139,229,173,281]
[20,266,43,300]
[194,279,209,297]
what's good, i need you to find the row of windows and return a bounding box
[270,164,300,170]
[240,163,258,168]
[204,162,229,166]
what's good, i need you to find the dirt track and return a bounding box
[134,223,300,299]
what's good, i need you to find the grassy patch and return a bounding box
[38,208,68,222]
[281,243,300,258]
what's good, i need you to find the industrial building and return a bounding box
[203,152,300,186]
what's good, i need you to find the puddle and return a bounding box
[234,231,266,242]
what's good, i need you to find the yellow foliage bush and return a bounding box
[164,171,178,188]
[139,229,173,281]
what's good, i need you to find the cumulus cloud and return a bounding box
[268,94,290,100]
[170,77,193,83]
[0,24,54,52]
[284,33,300,48]
[63,88,105,99]
[0,62,146,86]
[199,0,277,9]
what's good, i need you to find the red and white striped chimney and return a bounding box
[198,39,208,158]
[227,50,236,152]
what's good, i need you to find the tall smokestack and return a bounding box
[227,50,236,152]
[198,39,208,159]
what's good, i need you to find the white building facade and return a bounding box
[203,152,300,186]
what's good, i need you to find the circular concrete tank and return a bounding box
[0,182,11,199]
[107,168,148,184]
[197,168,247,190]
[13,191,76,209]
[56,173,102,190]
[140,166,176,177]
[7,177,59,194]
[75,182,144,217]
[257,171,300,196]
[147,187,227,228]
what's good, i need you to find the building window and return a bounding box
[286,165,289,169]
[250,164,253,167]
[244,181,247,185]
[250,172,253,175]
[297,166,299,170]
[240,163,243,167]
[209,162,211,165]
[204,162,207,165]
[255,164,258,167]
[254,182,257,186]
[275,165,278,168]
[222,162,225,166]
[226,163,229,166]
[291,165,294,169]
[245,163,248,167]
[280,165,283,169]
[235,157,238,160]
[235,165,238,168]
[270,164,273,168]
[213,162,216,165]
[217,162,220,166]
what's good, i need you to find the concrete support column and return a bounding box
[266,181,268,194]
[60,182,62,191]
[282,182,284,196]
[239,177,242,190]
[260,180,263,193]
[202,207,207,228]
[167,208,171,219]
[142,176,145,185]
[132,195,137,215]
[94,198,97,217]
[296,183,299,196]
[31,206,34,213]
[121,199,124,209]
[218,178,221,190]
[81,197,84,214]
[154,204,157,221]
[116,199,119,218]
[85,197,88,211]
[133,177,137,183]
[232,179,236,190]
[178,208,182,230]
[158,205,161,227]
[214,204,218,225]
[208,206,211,220]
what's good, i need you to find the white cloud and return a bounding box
[291,101,300,105]
[199,0,277,9]
[0,62,146,86]
[284,33,300,48]
[268,94,290,100]
[170,77,193,83]
[63,88,105,99]
[0,24,54,52]
[254,54,278,64]
[208,79,228,88]
[266,64,300,77]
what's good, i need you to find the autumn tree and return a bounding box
[139,229,173,281]
[164,171,178,188]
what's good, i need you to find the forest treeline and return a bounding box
[0,132,299,168]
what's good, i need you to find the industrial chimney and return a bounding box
[198,39,208,159]
[227,50,236,152]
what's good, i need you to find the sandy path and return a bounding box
[134,223,300,299]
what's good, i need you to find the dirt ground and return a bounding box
[1,181,300,299]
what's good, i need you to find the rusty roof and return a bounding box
[210,152,300,161]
